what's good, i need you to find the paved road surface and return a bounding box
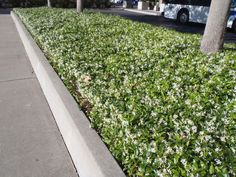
[95,8,236,43]
[0,9,78,177]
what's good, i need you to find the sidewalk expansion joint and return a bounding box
[0,76,36,83]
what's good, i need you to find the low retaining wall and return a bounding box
[11,11,126,177]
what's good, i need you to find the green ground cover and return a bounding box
[15,7,236,176]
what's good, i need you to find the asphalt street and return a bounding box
[95,7,236,43]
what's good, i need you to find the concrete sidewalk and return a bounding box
[0,9,78,177]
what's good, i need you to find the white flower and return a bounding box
[173,83,178,89]
[220,136,226,142]
[199,131,204,135]
[187,119,194,125]
[180,158,187,166]
[192,126,197,133]
[195,147,201,153]
[166,147,173,154]
[173,114,178,119]
[151,111,157,117]
[200,151,204,157]
[204,135,211,142]
[185,99,191,105]
[215,159,222,165]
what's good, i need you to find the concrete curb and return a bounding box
[124,8,161,16]
[11,11,126,177]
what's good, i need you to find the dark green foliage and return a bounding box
[84,0,112,8]
[4,0,111,8]
[50,0,75,8]
[8,0,46,7]
[15,7,236,177]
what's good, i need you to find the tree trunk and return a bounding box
[200,0,231,54]
[77,0,83,13]
[47,0,51,7]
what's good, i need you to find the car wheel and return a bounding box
[177,10,189,24]
[232,20,236,33]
